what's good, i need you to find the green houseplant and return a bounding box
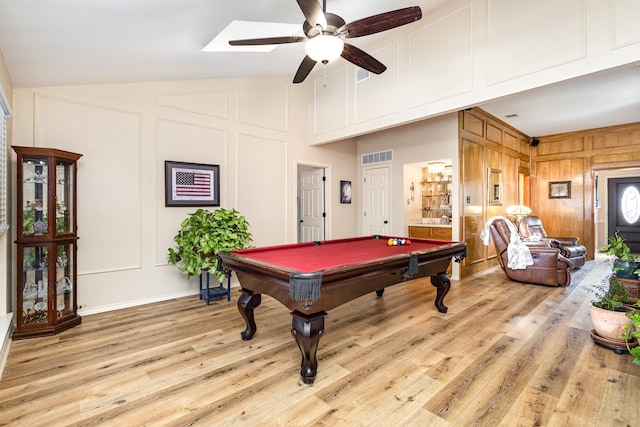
[598,231,639,279]
[623,301,640,365]
[168,208,252,282]
[590,278,635,342]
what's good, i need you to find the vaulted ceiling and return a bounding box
[0,0,638,137]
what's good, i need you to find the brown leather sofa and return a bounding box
[489,218,573,287]
[518,215,587,269]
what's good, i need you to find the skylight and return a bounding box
[202,20,301,53]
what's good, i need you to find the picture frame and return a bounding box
[340,180,352,204]
[549,181,571,199]
[488,168,502,206]
[165,161,220,207]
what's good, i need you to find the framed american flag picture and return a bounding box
[165,161,220,207]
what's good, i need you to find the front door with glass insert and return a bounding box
[608,176,640,252]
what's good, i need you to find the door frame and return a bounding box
[296,161,331,242]
[593,163,640,252]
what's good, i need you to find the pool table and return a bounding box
[217,235,466,384]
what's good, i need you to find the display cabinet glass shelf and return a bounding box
[421,165,452,223]
[13,146,82,339]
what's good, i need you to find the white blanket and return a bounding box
[480,216,533,270]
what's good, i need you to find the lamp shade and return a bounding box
[305,35,344,63]
[505,204,532,217]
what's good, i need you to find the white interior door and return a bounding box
[363,166,390,235]
[299,167,325,242]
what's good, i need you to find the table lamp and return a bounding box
[505,204,532,230]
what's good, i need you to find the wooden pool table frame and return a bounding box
[218,235,467,384]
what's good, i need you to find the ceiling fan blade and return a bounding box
[339,6,422,38]
[341,44,386,74]
[229,36,307,46]
[297,0,327,29]
[293,56,317,83]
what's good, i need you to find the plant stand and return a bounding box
[590,329,638,355]
[199,270,231,305]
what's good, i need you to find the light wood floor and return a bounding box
[1,259,639,426]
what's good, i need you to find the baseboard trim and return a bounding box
[78,290,201,316]
[0,312,14,380]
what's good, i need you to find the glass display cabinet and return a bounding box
[13,146,82,339]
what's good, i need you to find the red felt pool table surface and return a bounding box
[228,235,450,273]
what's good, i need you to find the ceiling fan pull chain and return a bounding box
[322,64,328,88]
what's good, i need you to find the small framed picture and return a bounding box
[549,181,571,199]
[165,161,220,207]
[340,180,352,204]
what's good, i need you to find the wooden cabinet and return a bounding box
[13,146,82,339]
[408,226,452,240]
[408,226,453,273]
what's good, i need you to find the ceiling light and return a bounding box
[428,162,445,173]
[305,35,344,63]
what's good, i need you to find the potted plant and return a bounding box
[623,301,640,365]
[598,231,639,279]
[590,277,635,342]
[168,208,252,282]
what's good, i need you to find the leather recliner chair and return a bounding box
[489,218,573,287]
[518,215,587,269]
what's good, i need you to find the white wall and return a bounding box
[357,113,459,276]
[10,77,358,314]
[307,0,640,144]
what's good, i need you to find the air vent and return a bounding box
[362,150,393,166]
[355,67,370,83]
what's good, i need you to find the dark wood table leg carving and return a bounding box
[237,289,262,341]
[430,273,451,313]
[290,311,326,384]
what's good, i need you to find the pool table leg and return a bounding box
[237,289,262,341]
[431,273,451,313]
[291,311,326,385]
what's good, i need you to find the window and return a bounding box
[621,185,640,225]
[0,91,10,235]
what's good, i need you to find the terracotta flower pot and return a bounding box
[590,304,635,342]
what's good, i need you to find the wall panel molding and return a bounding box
[34,93,143,275]
[155,117,228,267]
[409,4,473,108]
[155,89,228,119]
[486,0,586,85]
[313,66,348,135]
[236,85,288,132]
[354,41,400,124]
[611,0,640,49]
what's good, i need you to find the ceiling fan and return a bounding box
[229,0,422,83]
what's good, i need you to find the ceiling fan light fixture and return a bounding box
[305,35,344,63]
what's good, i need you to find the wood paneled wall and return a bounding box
[532,122,640,261]
[458,109,531,277]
